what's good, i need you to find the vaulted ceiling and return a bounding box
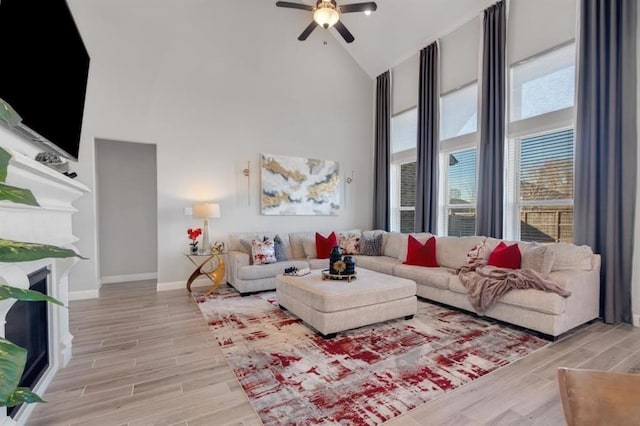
[277,0,496,78]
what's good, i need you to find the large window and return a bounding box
[506,44,575,243]
[390,108,417,232]
[439,83,479,236]
[516,129,574,243]
[446,148,477,236]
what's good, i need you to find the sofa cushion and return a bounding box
[251,239,277,265]
[273,235,288,262]
[404,236,438,267]
[289,232,314,259]
[315,232,337,259]
[398,233,432,262]
[238,260,309,280]
[393,265,454,290]
[436,236,485,269]
[487,242,522,269]
[383,232,403,259]
[230,232,262,252]
[353,255,400,275]
[360,234,384,256]
[550,243,593,271]
[338,232,361,255]
[448,275,566,315]
[521,245,555,274]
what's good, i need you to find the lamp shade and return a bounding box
[192,202,220,219]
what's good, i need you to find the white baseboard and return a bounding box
[69,289,100,300]
[633,314,640,328]
[157,278,210,292]
[101,272,158,284]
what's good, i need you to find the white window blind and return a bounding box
[510,43,575,122]
[446,148,477,237]
[441,83,478,140]
[391,108,417,154]
[517,128,574,243]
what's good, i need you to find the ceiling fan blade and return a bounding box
[334,20,355,43]
[276,1,314,11]
[339,2,377,13]
[298,21,318,41]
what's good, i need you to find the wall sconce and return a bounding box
[345,170,354,184]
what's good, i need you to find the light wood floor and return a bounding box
[27,280,640,426]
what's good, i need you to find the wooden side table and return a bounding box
[184,252,226,296]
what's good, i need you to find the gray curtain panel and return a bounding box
[574,0,637,324]
[414,42,440,233]
[373,71,391,231]
[475,1,506,238]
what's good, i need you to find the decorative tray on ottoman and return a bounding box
[321,269,357,283]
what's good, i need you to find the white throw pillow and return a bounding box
[521,245,556,274]
[384,232,403,258]
[251,239,277,265]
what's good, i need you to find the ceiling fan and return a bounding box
[276,0,377,44]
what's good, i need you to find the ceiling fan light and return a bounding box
[313,7,339,29]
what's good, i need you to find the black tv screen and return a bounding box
[0,0,90,160]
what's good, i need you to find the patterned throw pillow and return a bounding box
[338,233,361,255]
[273,235,288,262]
[252,239,277,265]
[360,234,383,256]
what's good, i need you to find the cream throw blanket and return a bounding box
[457,265,571,315]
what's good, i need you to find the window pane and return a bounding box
[511,43,575,121]
[391,108,417,153]
[400,210,415,233]
[448,149,477,204]
[441,83,478,140]
[520,206,573,243]
[448,208,476,237]
[520,129,574,202]
[400,162,416,207]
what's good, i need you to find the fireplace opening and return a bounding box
[5,267,50,418]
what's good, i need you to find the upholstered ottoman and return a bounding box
[276,269,417,338]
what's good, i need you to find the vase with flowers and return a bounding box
[187,227,202,254]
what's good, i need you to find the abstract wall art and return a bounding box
[261,153,340,215]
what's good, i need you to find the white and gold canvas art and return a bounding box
[261,153,340,215]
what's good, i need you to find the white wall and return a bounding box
[96,139,157,281]
[64,0,374,293]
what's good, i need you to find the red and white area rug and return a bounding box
[193,287,547,425]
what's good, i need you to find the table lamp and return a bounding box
[192,202,220,252]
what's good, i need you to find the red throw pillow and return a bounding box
[404,235,439,267]
[315,232,337,259]
[487,241,521,269]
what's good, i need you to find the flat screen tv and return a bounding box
[0,0,90,160]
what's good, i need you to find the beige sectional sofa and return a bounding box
[227,231,601,337]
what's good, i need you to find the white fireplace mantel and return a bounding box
[0,147,89,425]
